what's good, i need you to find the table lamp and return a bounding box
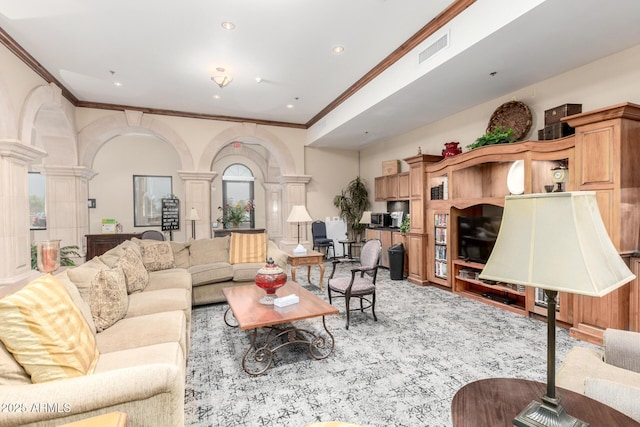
[479,192,635,427]
[360,211,372,227]
[287,205,313,254]
[188,207,200,240]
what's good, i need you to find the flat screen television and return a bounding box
[457,216,502,264]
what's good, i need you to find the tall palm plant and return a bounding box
[333,176,370,241]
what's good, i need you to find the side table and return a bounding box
[451,378,639,426]
[287,250,326,289]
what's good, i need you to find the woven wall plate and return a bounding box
[486,101,532,141]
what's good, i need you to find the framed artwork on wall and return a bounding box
[133,175,173,227]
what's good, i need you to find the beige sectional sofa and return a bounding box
[0,232,284,426]
[170,234,288,306]
[556,328,640,422]
[0,239,191,426]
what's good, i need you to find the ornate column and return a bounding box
[178,170,217,240]
[278,175,312,252]
[0,140,46,284]
[34,165,97,259]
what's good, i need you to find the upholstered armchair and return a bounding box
[327,239,382,329]
[556,328,640,422]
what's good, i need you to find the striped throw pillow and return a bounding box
[229,233,267,264]
[0,275,99,383]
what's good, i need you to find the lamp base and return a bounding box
[292,243,307,254]
[513,397,589,427]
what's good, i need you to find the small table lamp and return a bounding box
[360,211,372,227]
[287,205,313,254]
[479,192,635,427]
[188,208,200,240]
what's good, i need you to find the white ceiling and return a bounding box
[1,0,640,149]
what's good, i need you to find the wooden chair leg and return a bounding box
[345,295,351,330]
[372,292,377,321]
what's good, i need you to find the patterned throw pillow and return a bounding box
[114,247,149,293]
[67,257,109,302]
[138,241,176,271]
[90,267,129,332]
[229,232,267,264]
[0,275,99,383]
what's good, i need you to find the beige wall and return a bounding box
[359,43,640,210]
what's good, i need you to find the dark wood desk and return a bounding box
[85,233,140,260]
[451,378,639,427]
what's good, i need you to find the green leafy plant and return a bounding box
[333,176,370,242]
[467,126,516,150]
[217,199,254,228]
[30,244,80,270]
[399,215,411,233]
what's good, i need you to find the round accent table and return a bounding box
[451,378,639,427]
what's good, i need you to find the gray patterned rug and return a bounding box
[185,262,596,427]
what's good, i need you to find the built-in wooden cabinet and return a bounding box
[374,171,411,201]
[416,102,640,344]
[365,228,393,268]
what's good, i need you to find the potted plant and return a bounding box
[333,176,370,242]
[467,126,516,150]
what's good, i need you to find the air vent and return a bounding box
[418,32,449,64]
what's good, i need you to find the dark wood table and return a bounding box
[451,378,639,426]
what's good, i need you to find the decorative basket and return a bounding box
[487,101,532,141]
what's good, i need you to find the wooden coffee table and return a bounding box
[222,281,339,375]
[287,250,326,289]
[451,378,639,426]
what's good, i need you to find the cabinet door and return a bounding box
[386,175,398,200]
[374,176,387,201]
[398,172,410,199]
[380,230,393,268]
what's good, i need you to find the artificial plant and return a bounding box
[333,176,370,242]
[467,126,516,150]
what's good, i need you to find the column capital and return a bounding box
[178,170,218,181]
[0,140,46,163]
[32,164,97,180]
[279,175,311,185]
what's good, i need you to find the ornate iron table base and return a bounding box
[224,308,335,376]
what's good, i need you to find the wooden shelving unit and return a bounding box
[433,212,448,286]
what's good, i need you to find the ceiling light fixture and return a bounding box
[332,46,345,53]
[286,104,294,109]
[255,77,263,83]
[221,21,235,30]
[211,67,233,89]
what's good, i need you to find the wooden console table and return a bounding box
[451,378,638,426]
[213,228,265,237]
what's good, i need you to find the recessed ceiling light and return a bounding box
[332,46,345,54]
[255,77,263,83]
[221,21,235,30]
[113,81,122,87]
[213,94,220,99]
[286,104,294,109]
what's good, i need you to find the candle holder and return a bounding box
[36,240,61,273]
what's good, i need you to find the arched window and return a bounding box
[221,164,255,228]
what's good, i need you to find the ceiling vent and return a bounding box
[418,31,449,64]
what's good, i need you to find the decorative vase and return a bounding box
[36,240,61,273]
[442,141,462,158]
[255,258,287,305]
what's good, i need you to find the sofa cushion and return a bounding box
[189,262,233,286]
[114,247,149,293]
[67,256,109,301]
[585,378,640,422]
[146,268,192,292]
[95,310,186,357]
[0,340,30,385]
[170,241,191,269]
[99,240,141,267]
[229,232,267,264]
[189,237,230,265]
[90,267,129,332]
[232,262,263,282]
[0,275,99,383]
[55,271,97,336]
[137,240,176,271]
[94,342,184,375]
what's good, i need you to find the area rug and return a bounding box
[184,263,596,427]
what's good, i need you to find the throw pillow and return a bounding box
[137,240,176,271]
[67,256,109,302]
[170,241,191,269]
[0,275,99,383]
[229,232,267,264]
[90,267,129,332]
[189,237,230,265]
[114,247,149,293]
